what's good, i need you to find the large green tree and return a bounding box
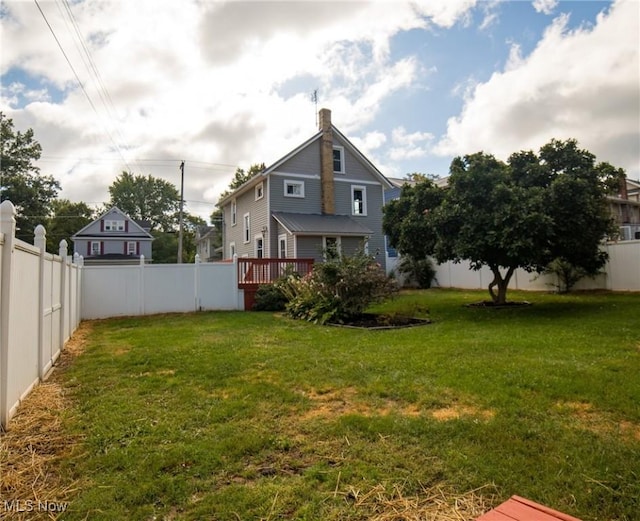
[108,171,180,232]
[383,139,622,305]
[0,112,60,241]
[46,199,94,253]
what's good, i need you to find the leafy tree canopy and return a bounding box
[108,171,180,232]
[46,199,95,253]
[383,139,622,305]
[0,112,60,241]
[217,163,265,202]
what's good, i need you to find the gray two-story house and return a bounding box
[71,206,153,264]
[217,109,393,271]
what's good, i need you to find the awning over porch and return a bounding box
[272,212,373,236]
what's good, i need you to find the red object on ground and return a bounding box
[476,495,582,521]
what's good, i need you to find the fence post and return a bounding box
[139,254,145,315]
[59,240,68,353]
[194,254,201,312]
[74,254,83,323]
[0,200,17,429]
[34,225,47,379]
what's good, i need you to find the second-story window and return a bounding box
[333,146,345,173]
[284,180,305,198]
[243,213,250,243]
[104,220,125,231]
[351,185,367,216]
[255,182,264,200]
[231,199,237,226]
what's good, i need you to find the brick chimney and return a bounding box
[319,108,335,215]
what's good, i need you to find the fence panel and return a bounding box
[605,240,640,291]
[0,201,83,430]
[5,245,41,423]
[143,264,198,315]
[198,263,239,310]
[432,241,640,292]
[80,260,241,319]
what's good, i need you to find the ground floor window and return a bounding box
[323,236,341,259]
[255,235,264,258]
[278,235,287,258]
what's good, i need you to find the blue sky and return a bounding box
[1,0,637,222]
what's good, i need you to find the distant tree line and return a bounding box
[0,112,204,263]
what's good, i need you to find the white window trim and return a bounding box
[229,242,236,259]
[127,241,137,255]
[255,182,264,201]
[231,199,237,226]
[333,146,345,174]
[254,234,264,258]
[90,241,101,255]
[351,185,367,216]
[284,180,305,198]
[243,213,250,244]
[278,234,287,259]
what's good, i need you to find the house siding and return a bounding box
[72,207,153,263]
[217,112,391,271]
[223,179,271,258]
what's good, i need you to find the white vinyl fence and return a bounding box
[80,257,242,319]
[388,240,640,292]
[0,201,81,430]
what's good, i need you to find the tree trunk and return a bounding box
[488,266,515,305]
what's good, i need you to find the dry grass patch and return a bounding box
[343,481,497,521]
[0,322,92,520]
[558,401,640,442]
[431,405,495,422]
[300,388,423,420]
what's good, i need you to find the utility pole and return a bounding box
[177,160,185,263]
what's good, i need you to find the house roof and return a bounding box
[217,124,394,206]
[71,206,154,240]
[272,212,373,236]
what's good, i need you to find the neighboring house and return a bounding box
[217,108,394,271]
[71,207,154,264]
[609,177,640,240]
[196,225,222,261]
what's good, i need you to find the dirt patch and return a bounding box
[0,321,93,519]
[558,401,640,442]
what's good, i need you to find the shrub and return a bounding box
[397,256,437,288]
[281,250,398,324]
[252,283,288,311]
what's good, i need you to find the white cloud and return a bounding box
[3,0,464,220]
[434,0,640,179]
[532,0,558,15]
[412,0,478,28]
[389,126,434,161]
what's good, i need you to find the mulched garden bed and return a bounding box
[328,313,431,330]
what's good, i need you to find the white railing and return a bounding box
[0,201,82,430]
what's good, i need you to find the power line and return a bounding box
[33,0,134,173]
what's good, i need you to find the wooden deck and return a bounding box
[476,496,582,521]
[237,258,314,310]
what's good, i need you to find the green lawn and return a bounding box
[56,289,639,520]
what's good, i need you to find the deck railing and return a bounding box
[237,258,314,288]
